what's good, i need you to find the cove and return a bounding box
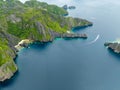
[2,0,120,90]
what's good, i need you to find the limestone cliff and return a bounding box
[104,42,120,53]
[0,0,93,82]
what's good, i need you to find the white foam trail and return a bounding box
[87,34,100,44]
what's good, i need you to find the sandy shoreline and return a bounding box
[15,39,33,51]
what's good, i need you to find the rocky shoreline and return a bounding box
[104,42,120,53]
[0,61,17,82]
[15,33,88,50]
[62,5,76,10]
[0,27,92,82]
[0,0,93,82]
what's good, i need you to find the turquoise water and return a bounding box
[1,0,120,90]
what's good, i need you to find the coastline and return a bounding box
[0,0,93,82]
[15,39,33,51]
[0,25,93,82]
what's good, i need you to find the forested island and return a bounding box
[0,0,92,82]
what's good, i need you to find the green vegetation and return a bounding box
[24,0,68,15]
[0,37,15,66]
[0,0,92,81]
[0,0,92,41]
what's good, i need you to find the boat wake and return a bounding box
[87,34,100,45]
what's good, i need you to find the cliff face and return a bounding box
[0,33,18,81]
[104,42,120,53]
[6,9,92,41]
[0,0,93,82]
[0,60,17,82]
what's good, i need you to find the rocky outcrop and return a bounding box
[62,5,68,10]
[0,61,17,82]
[68,6,76,9]
[0,31,19,82]
[104,42,120,53]
[7,14,21,23]
[0,30,19,55]
[35,20,91,42]
[0,0,93,82]
[15,39,33,51]
[62,5,76,10]
[35,22,47,39]
[69,18,93,28]
[50,32,87,39]
[61,33,87,38]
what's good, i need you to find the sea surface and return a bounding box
[1,0,120,90]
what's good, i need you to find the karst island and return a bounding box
[0,0,92,82]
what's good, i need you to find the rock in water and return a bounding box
[68,6,76,9]
[104,42,120,53]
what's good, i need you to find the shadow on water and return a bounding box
[28,41,52,50]
[0,55,20,88]
[107,48,120,60]
[0,43,50,88]
[72,25,93,32]
[63,37,87,41]
[0,42,51,88]
[0,71,19,88]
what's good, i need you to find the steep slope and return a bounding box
[0,0,93,82]
[0,31,18,81]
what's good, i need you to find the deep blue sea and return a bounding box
[1,0,120,90]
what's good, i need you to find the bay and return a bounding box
[1,0,120,90]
